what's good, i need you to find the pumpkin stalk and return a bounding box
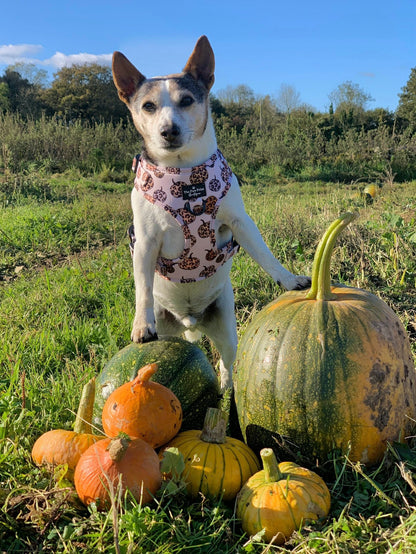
[200,407,228,444]
[306,212,358,301]
[135,362,159,383]
[74,377,96,434]
[260,448,284,482]
[106,436,131,462]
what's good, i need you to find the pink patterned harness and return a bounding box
[131,149,239,282]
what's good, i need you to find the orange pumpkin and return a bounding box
[101,363,182,448]
[74,435,161,509]
[31,378,103,480]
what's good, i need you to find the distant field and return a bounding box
[1,172,415,552]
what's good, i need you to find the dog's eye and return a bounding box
[142,101,156,113]
[179,96,194,108]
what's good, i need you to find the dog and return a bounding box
[112,35,310,390]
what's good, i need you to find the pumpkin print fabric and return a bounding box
[131,149,239,282]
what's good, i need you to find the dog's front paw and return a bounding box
[131,323,158,343]
[280,273,311,291]
[290,274,311,291]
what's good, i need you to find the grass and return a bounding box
[0,171,416,552]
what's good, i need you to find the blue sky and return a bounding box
[1,0,415,112]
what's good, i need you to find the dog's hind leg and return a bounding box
[198,280,238,390]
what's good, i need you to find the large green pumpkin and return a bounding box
[93,337,220,431]
[234,213,416,465]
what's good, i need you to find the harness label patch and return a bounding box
[182,183,207,200]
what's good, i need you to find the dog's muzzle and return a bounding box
[160,124,182,148]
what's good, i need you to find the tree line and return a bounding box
[1,62,416,182]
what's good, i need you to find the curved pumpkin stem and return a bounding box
[200,407,228,444]
[260,448,283,482]
[306,212,358,301]
[74,377,96,434]
[134,363,159,384]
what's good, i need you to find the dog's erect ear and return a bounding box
[112,51,146,104]
[183,36,215,91]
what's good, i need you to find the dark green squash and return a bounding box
[234,213,416,464]
[93,337,220,431]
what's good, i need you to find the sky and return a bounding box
[0,0,415,113]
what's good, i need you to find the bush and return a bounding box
[1,109,416,184]
[0,113,141,174]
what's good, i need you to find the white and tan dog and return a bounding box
[112,36,310,389]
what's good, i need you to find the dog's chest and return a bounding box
[132,150,236,279]
[156,211,232,259]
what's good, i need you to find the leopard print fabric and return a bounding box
[131,149,239,282]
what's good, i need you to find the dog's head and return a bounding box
[112,36,216,166]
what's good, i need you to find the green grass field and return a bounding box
[1,170,415,553]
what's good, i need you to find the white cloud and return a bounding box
[45,52,112,68]
[0,44,43,64]
[0,43,112,68]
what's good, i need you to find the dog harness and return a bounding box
[130,149,239,282]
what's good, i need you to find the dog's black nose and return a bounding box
[160,124,181,143]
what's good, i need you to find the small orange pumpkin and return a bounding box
[74,435,161,510]
[101,363,182,448]
[31,378,103,480]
